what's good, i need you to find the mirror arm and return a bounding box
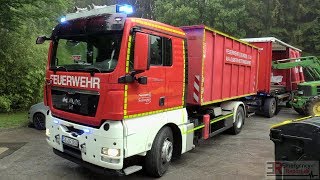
[130,27,142,34]
[130,71,147,85]
[130,70,144,77]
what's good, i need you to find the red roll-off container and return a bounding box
[181,25,260,106]
[241,37,303,93]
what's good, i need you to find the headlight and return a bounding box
[101,148,120,157]
[46,128,51,137]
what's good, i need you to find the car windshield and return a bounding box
[52,32,123,72]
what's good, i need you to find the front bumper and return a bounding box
[53,148,124,175]
[46,116,124,170]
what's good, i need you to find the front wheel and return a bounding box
[33,113,46,130]
[144,127,173,177]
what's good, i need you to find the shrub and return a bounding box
[0,96,11,112]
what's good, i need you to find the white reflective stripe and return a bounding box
[193,75,201,102]
[195,75,200,81]
[193,93,199,102]
[194,82,200,92]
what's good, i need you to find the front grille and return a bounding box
[317,86,320,95]
[51,87,99,117]
[298,85,312,96]
[63,145,82,159]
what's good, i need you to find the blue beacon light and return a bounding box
[60,17,67,23]
[116,4,133,14]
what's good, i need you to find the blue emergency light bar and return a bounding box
[116,4,133,14]
[61,4,133,22]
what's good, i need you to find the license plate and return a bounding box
[62,136,79,148]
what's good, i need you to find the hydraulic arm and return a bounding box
[272,56,320,81]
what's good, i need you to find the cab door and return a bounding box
[125,32,173,117]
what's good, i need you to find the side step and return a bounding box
[123,165,143,175]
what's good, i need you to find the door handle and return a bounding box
[159,97,165,106]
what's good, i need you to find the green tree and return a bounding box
[154,0,249,37]
[0,0,71,111]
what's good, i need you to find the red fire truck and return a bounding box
[36,4,297,177]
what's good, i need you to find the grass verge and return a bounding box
[0,112,28,129]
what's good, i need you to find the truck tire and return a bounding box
[263,98,276,118]
[33,112,46,130]
[293,107,306,115]
[228,106,245,135]
[305,97,320,116]
[275,106,281,115]
[144,127,173,177]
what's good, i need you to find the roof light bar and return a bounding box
[116,4,133,14]
[63,4,133,22]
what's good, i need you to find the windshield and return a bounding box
[52,32,123,72]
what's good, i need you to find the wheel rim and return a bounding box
[312,102,320,116]
[236,110,244,129]
[34,114,45,128]
[271,100,276,114]
[161,138,173,164]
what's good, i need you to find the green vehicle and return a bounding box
[272,56,320,116]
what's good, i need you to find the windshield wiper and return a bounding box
[82,67,101,76]
[51,66,68,73]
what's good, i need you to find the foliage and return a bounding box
[0,0,71,112]
[154,0,320,55]
[0,96,11,112]
[154,0,249,38]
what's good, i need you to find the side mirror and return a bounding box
[36,36,50,44]
[134,32,149,71]
[118,74,134,84]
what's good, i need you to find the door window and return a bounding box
[149,35,172,66]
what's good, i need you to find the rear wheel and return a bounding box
[228,106,245,135]
[275,106,281,115]
[33,113,46,130]
[263,98,277,118]
[144,127,173,177]
[293,107,306,115]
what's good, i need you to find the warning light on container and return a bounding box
[116,4,133,14]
